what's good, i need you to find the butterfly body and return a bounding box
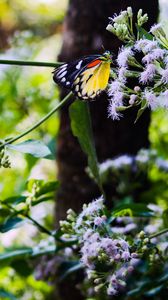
[53,51,112,100]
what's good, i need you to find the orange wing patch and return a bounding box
[87,59,101,68]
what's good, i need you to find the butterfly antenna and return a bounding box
[101,45,105,53]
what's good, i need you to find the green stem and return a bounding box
[1,200,54,236]
[149,228,168,239]
[116,105,133,112]
[0,59,63,68]
[25,214,53,236]
[158,37,168,50]
[32,246,57,257]
[0,92,73,149]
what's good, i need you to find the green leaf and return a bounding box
[0,289,17,300]
[0,208,11,219]
[54,228,63,240]
[27,179,59,196]
[0,248,33,266]
[31,195,54,206]
[3,196,27,205]
[162,208,168,228]
[134,100,147,123]
[7,139,52,158]
[112,203,154,218]
[59,261,83,281]
[46,137,57,160]
[0,217,24,233]
[69,101,101,189]
[127,276,166,298]
[136,24,153,40]
[144,285,163,296]
[0,246,57,268]
[35,181,59,197]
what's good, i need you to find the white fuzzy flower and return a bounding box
[144,90,158,110]
[140,64,156,84]
[150,23,162,34]
[117,46,133,67]
[108,80,122,96]
[108,102,122,120]
[161,68,168,83]
[118,67,127,82]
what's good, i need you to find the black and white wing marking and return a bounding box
[53,55,100,89]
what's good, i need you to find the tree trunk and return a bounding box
[55,0,158,299]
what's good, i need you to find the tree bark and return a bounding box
[55,1,158,299]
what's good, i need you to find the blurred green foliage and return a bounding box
[150,110,168,158]
[0,0,68,38]
[0,1,68,299]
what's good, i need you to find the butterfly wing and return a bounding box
[72,59,111,99]
[53,53,111,100]
[53,55,100,89]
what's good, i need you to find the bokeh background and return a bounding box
[0,0,168,299]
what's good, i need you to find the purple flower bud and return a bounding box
[122,251,130,261]
[107,286,118,296]
[127,266,134,273]
[134,86,141,92]
[129,94,137,105]
[110,274,117,284]
[114,253,121,261]
[120,240,129,250]
[131,253,138,258]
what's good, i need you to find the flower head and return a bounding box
[108,101,122,120]
[75,196,104,229]
[150,23,166,39]
[117,46,134,67]
[108,80,121,96]
[112,11,128,23]
[140,64,156,84]
[150,23,162,35]
[135,39,158,53]
[144,90,158,110]
[152,48,165,60]
[161,68,168,84]
[118,67,127,82]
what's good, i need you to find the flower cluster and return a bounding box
[98,148,168,188]
[107,7,148,43]
[59,195,167,297]
[106,8,168,121]
[81,230,139,296]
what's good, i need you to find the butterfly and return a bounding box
[53,51,112,100]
